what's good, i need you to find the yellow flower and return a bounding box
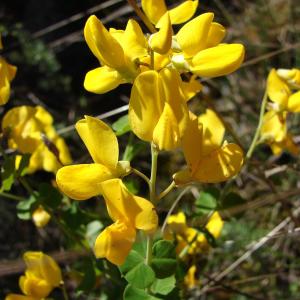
[260,110,298,156]
[171,13,245,78]
[32,206,51,228]
[141,0,199,25]
[0,36,17,105]
[164,211,223,255]
[184,265,198,288]
[174,109,244,185]
[129,67,189,151]
[6,252,62,300]
[56,116,131,200]
[83,15,148,94]
[94,179,158,265]
[2,106,72,173]
[267,68,300,112]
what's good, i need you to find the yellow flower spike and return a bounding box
[176,13,214,58]
[150,12,172,55]
[94,220,136,266]
[267,69,291,110]
[205,22,226,48]
[2,106,72,173]
[175,110,243,184]
[56,116,131,200]
[190,43,245,77]
[0,57,17,105]
[99,179,158,233]
[32,206,51,228]
[23,251,62,287]
[129,68,189,150]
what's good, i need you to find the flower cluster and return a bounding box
[6,251,62,300]
[260,68,300,155]
[2,105,72,174]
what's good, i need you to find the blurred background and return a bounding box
[0,0,300,299]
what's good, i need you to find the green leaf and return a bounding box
[16,196,37,220]
[86,220,103,248]
[1,155,16,192]
[151,275,176,295]
[152,240,176,259]
[119,250,144,274]
[122,135,147,162]
[151,258,177,279]
[125,262,155,289]
[38,183,63,209]
[62,202,86,230]
[15,154,30,177]
[195,187,219,214]
[112,115,131,136]
[124,284,160,300]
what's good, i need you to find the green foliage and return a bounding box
[151,276,176,296]
[195,187,219,215]
[112,115,131,136]
[38,183,63,209]
[16,195,37,220]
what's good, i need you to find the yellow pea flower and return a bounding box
[6,251,62,300]
[32,205,51,228]
[83,15,148,94]
[2,106,72,174]
[184,265,199,288]
[267,69,300,112]
[56,116,131,200]
[141,0,199,25]
[174,109,244,185]
[164,211,223,255]
[129,67,189,151]
[94,179,158,265]
[171,13,245,78]
[0,36,17,105]
[260,110,298,156]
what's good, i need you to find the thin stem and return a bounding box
[0,191,26,201]
[61,284,69,300]
[246,89,268,161]
[132,168,150,186]
[157,181,176,201]
[145,143,159,267]
[127,0,156,33]
[18,177,38,197]
[161,187,191,235]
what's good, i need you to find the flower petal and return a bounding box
[99,179,158,232]
[169,0,199,24]
[181,76,202,102]
[32,206,51,228]
[198,108,225,155]
[177,13,214,58]
[94,221,136,265]
[84,15,125,69]
[261,111,286,142]
[267,69,290,109]
[5,294,38,300]
[193,143,244,183]
[288,91,300,112]
[205,22,226,48]
[129,70,163,141]
[141,0,167,25]
[84,66,124,94]
[190,44,245,77]
[76,116,119,168]
[150,12,172,55]
[56,164,115,200]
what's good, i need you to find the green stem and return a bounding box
[0,191,26,201]
[61,284,69,300]
[19,177,38,197]
[157,181,176,201]
[145,143,159,267]
[132,168,150,186]
[246,89,268,161]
